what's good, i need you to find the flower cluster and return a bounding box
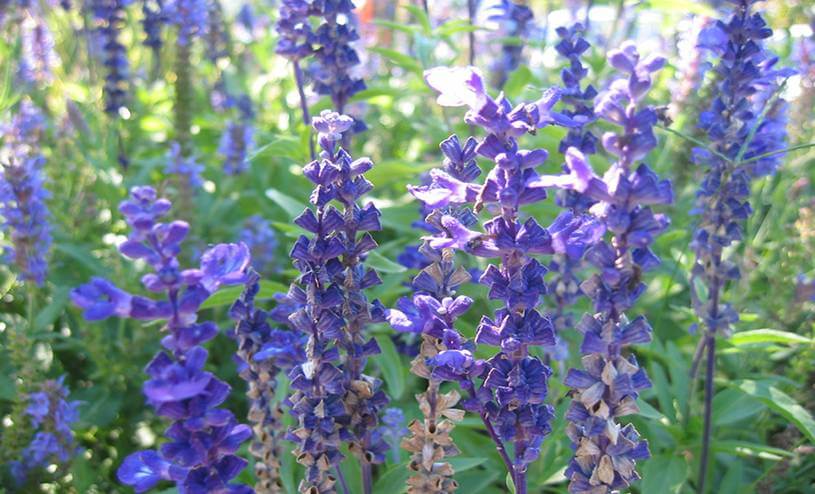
[276,0,366,116]
[164,0,208,46]
[239,214,278,275]
[219,96,255,175]
[71,186,253,493]
[387,246,472,492]
[691,0,792,338]
[536,42,671,493]
[421,66,602,493]
[274,111,387,493]
[0,100,51,285]
[8,377,81,488]
[166,141,204,189]
[87,0,132,115]
[549,22,598,337]
[483,0,535,89]
[669,16,712,120]
[19,15,57,85]
[231,273,304,494]
[379,408,408,463]
[141,0,167,54]
[205,0,230,62]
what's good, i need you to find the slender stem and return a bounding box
[292,62,315,160]
[362,463,373,494]
[467,0,476,66]
[698,335,716,494]
[334,466,351,494]
[514,446,527,494]
[421,0,429,15]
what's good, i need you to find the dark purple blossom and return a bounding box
[164,0,208,46]
[71,186,252,493]
[277,110,387,493]
[87,0,132,115]
[141,0,167,53]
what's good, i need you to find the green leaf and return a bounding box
[505,472,516,494]
[366,251,407,274]
[736,380,815,442]
[730,329,812,346]
[373,335,406,399]
[640,454,687,494]
[712,388,766,426]
[200,280,288,310]
[713,440,794,461]
[372,463,409,494]
[55,243,107,274]
[249,136,304,162]
[265,188,307,218]
[638,399,666,421]
[369,47,423,75]
[448,457,487,472]
[403,4,432,34]
[34,286,70,332]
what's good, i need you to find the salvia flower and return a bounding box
[0,100,51,285]
[379,408,408,463]
[387,246,471,493]
[230,272,305,494]
[689,2,791,490]
[8,377,81,487]
[204,0,230,62]
[482,0,535,89]
[275,110,387,493]
[71,186,253,493]
[163,0,208,46]
[309,1,367,115]
[275,0,316,62]
[219,97,255,175]
[166,141,204,189]
[239,215,278,275]
[690,0,792,336]
[87,0,132,115]
[422,66,602,493]
[550,22,599,337]
[532,41,671,493]
[19,15,57,85]
[141,0,167,53]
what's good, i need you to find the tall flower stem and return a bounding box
[467,0,475,66]
[293,61,315,159]
[698,334,716,494]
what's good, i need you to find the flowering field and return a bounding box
[1,0,814,493]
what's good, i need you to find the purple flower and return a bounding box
[12,377,81,486]
[19,16,57,85]
[0,101,51,285]
[166,141,204,189]
[281,111,388,491]
[87,0,132,114]
[422,64,596,491]
[229,272,305,491]
[219,118,254,175]
[482,0,535,89]
[163,0,208,46]
[238,215,278,275]
[554,41,671,493]
[73,186,252,493]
